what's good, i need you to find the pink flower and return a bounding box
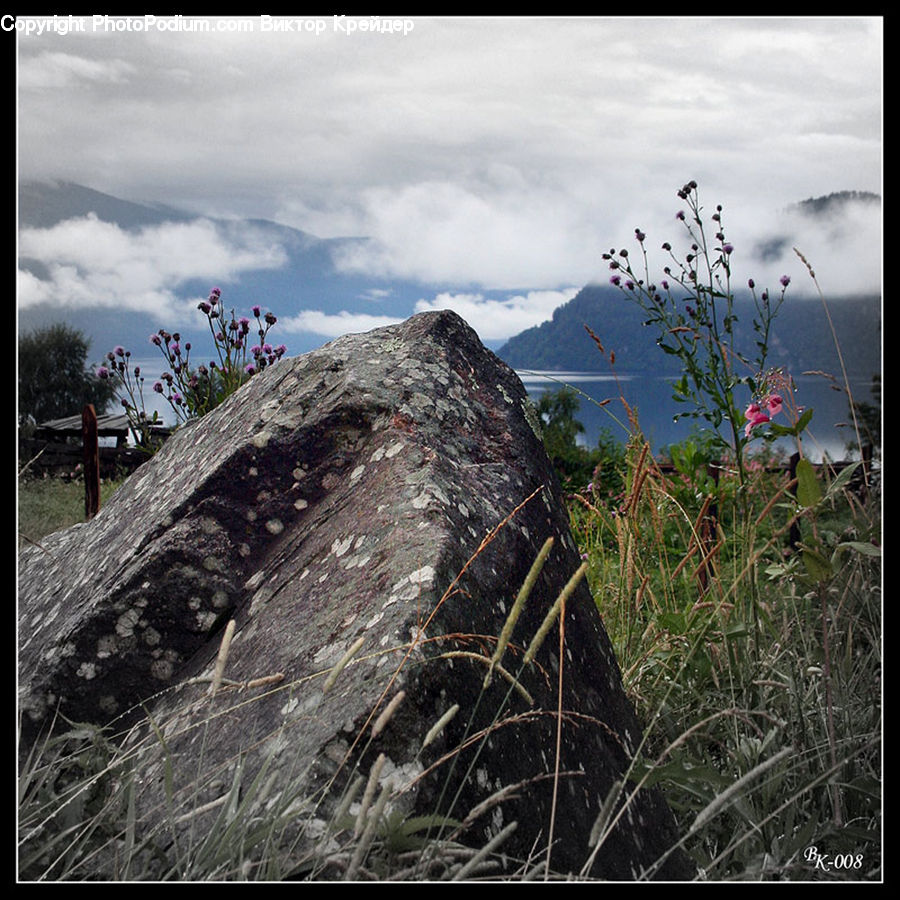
[744,393,784,438]
[744,402,770,438]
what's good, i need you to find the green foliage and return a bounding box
[100,288,288,449]
[18,323,118,427]
[603,181,806,485]
[662,428,721,497]
[535,386,626,496]
[569,428,881,880]
[18,475,126,546]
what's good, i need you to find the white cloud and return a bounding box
[279,309,405,338]
[17,214,288,315]
[15,17,882,299]
[18,50,136,90]
[332,180,603,290]
[414,288,579,341]
[276,286,577,343]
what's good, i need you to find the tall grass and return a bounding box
[17,297,880,880]
[18,431,880,880]
[568,414,880,879]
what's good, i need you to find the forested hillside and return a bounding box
[497,285,881,377]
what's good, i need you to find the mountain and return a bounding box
[16,180,467,363]
[18,181,882,389]
[496,284,881,379]
[790,190,881,218]
[18,180,196,231]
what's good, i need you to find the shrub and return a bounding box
[99,288,287,449]
[602,181,811,487]
[18,323,118,428]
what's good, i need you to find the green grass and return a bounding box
[17,446,881,881]
[569,434,881,880]
[17,475,127,547]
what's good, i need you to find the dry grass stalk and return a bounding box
[485,536,554,688]
[208,619,236,697]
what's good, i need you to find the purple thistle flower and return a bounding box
[722,243,734,255]
[748,278,755,289]
[97,365,110,379]
[264,312,277,325]
[252,305,261,317]
[610,275,621,286]
[780,275,791,287]
[198,301,211,314]
[245,363,256,375]
[676,210,686,221]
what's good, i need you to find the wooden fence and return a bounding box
[18,409,172,483]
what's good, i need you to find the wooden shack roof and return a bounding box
[34,413,171,438]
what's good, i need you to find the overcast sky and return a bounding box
[16,15,883,343]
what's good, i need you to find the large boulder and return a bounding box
[18,310,693,880]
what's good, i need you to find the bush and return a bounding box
[18,323,118,427]
[98,288,288,449]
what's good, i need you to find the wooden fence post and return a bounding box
[787,452,802,551]
[82,404,100,520]
[697,462,721,592]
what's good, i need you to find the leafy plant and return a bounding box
[18,323,118,428]
[602,181,811,486]
[98,288,287,448]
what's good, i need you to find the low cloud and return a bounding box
[414,288,579,342]
[331,180,602,291]
[279,309,405,338]
[18,50,137,90]
[18,214,288,318]
[277,288,577,343]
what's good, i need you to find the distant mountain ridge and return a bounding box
[790,190,881,218]
[18,180,881,386]
[16,180,448,359]
[496,284,881,378]
[18,180,196,231]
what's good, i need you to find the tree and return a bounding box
[849,373,881,457]
[18,323,118,427]
[534,386,627,496]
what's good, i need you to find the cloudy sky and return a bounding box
[16,15,883,345]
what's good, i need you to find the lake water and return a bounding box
[517,370,875,464]
[117,358,874,464]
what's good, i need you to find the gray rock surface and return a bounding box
[18,310,693,880]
